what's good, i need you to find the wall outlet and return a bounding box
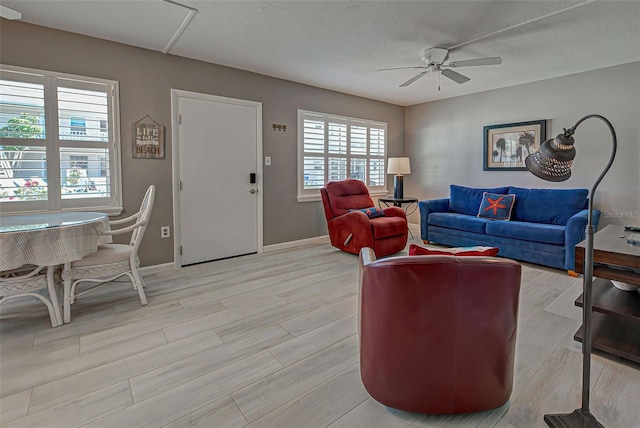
[161,226,171,238]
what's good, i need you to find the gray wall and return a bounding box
[0,20,405,266]
[405,62,640,227]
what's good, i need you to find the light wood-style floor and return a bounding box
[1,235,639,428]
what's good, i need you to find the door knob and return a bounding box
[248,188,257,194]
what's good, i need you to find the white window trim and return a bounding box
[0,64,123,215]
[297,109,388,202]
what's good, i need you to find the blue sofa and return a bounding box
[419,185,601,271]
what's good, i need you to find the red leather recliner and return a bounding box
[320,180,408,257]
[358,248,521,414]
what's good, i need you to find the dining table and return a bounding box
[0,211,110,327]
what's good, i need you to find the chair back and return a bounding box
[130,185,156,250]
[322,179,375,217]
[358,248,521,414]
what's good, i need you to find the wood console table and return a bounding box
[573,225,640,364]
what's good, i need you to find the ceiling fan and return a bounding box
[378,47,502,88]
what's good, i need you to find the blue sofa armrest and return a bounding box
[564,208,602,271]
[419,198,450,241]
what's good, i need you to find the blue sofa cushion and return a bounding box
[449,185,510,216]
[508,187,588,225]
[429,212,493,234]
[486,220,565,245]
[478,192,516,220]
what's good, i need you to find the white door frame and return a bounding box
[170,89,263,269]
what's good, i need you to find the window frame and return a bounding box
[0,64,122,215]
[297,109,388,202]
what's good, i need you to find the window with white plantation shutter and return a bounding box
[298,110,387,201]
[0,65,121,213]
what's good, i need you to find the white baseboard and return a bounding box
[265,225,420,253]
[139,237,332,273]
[140,262,176,276]
[264,235,330,252]
[151,226,418,267]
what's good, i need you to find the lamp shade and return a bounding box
[387,157,411,175]
[524,132,576,182]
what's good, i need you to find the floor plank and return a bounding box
[27,330,221,414]
[130,325,290,403]
[162,395,247,428]
[232,335,359,422]
[84,351,283,428]
[246,365,368,428]
[270,313,358,366]
[5,381,133,428]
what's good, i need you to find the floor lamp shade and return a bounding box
[388,157,411,199]
[525,114,616,428]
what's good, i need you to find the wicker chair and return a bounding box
[0,265,62,327]
[61,185,155,323]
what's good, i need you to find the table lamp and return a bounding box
[387,157,411,199]
[525,114,616,428]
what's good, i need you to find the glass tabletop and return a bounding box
[379,197,418,203]
[0,212,108,233]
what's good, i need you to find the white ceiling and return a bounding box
[4,0,640,106]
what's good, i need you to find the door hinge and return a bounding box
[178,114,182,125]
[179,180,183,191]
[180,245,183,255]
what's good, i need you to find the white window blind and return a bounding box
[298,110,387,201]
[0,65,121,213]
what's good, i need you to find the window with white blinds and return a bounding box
[298,110,387,201]
[0,65,121,213]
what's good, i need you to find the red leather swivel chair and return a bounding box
[358,248,521,414]
[320,180,408,257]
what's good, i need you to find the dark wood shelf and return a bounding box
[576,278,640,320]
[573,226,640,365]
[591,264,640,285]
[574,312,640,364]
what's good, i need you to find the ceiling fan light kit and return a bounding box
[422,47,449,65]
[378,46,502,89]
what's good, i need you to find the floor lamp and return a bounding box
[525,114,616,428]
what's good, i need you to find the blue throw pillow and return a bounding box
[350,207,386,218]
[478,192,516,220]
[449,185,510,216]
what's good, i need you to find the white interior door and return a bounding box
[176,93,261,266]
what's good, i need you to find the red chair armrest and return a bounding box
[382,206,407,220]
[327,211,373,254]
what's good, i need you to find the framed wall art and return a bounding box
[133,115,164,159]
[483,119,546,171]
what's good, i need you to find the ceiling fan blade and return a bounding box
[399,71,428,87]
[441,69,470,84]
[448,57,502,67]
[377,66,428,72]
